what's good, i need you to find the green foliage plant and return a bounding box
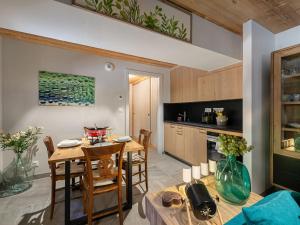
[218,134,253,157]
[83,0,189,41]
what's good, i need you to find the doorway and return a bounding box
[128,74,159,149]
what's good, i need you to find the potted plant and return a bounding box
[215,134,253,205]
[0,126,42,197]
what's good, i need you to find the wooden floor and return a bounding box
[0,149,189,225]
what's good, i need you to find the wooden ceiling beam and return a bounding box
[0,28,176,69]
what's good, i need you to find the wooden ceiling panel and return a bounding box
[170,0,300,34]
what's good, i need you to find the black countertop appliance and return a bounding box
[185,182,217,220]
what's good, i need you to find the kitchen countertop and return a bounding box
[164,120,242,133]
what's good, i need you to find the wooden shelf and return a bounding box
[282,73,300,79]
[275,148,300,160]
[282,127,300,132]
[282,101,300,105]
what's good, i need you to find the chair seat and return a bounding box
[123,153,145,165]
[55,162,84,176]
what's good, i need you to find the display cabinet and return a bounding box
[271,45,300,191]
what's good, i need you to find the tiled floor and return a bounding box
[0,150,189,225]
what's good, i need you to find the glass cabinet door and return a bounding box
[279,53,300,158]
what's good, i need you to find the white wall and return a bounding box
[243,20,275,194]
[0,36,3,171]
[0,0,240,71]
[192,15,242,60]
[275,25,300,50]
[2,38,170,174]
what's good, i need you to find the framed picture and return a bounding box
[39,71,95,106]
[72,0,192,42]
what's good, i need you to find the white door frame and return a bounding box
[124,68,164,153]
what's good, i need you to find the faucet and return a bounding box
[178,111,187,122]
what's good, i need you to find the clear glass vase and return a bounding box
[215,155,251,205]
[0,152,34,198]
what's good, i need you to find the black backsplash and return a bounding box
[164,99,243,130]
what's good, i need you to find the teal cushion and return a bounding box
[242,191,300,225]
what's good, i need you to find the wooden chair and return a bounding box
[44,136,84,219]
[122,129,151,192]
[81,143,125,225]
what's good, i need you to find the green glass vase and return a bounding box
[0,152,34,198]
[215,155,251,205]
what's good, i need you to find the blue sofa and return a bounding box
[225,191,300,225]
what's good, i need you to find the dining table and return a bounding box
[48,136,144,225]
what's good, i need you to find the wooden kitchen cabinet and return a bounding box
[164,123,176,155]
[164,123,207,165]
[214,64,243,100]
[175,126,185,159]
[197,74,216,101]
[184,127,207,165]
[171,63,242,103]
[170,66,207,103]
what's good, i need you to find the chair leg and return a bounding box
[87,195,94,225]
[138,164,142,183]
[118,188,123,225]
[50,177,56,219]
[145,162,148,192]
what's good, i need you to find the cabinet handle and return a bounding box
[176,132,183,135]
[170,126,175,128]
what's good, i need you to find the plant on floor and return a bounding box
[0,126,43,198]
[215,135,253,205]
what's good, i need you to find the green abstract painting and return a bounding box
[39,71,95,106]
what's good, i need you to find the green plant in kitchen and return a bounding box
[115,0,143,25]
[218,134,253,156]
[215,135,253,205]
[143,5,163,31]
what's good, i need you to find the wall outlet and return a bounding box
[32,161,39,167]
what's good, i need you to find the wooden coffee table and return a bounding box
[145,176,262,225]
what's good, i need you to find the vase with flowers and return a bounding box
[215,134,253,205]
[0,126,42,197]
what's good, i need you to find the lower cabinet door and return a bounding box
[185,127,207,165]
[175,126,185,159]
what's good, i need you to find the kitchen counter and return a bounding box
[164,120,242,136]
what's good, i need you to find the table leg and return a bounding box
[65,160,71,225]
[125,152,132,210]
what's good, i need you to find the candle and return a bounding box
[209,160,217,173]
[192,166,201,180]
[201,163,209,176]
[183,168,192,183]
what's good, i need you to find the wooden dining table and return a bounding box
[48,136,144,225]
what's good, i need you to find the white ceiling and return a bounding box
[0,0,241,71]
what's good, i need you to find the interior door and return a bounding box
[132,77,151,138]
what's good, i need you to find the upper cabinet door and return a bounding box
[197,74,216,101]
[171,67,207,103]
[214,64,243,100]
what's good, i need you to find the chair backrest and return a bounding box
[138,129,152,154]
[81,143,125,190]
[43,136,56,173]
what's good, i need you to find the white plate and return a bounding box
[113,136,132,143]
[57,140,82,148]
